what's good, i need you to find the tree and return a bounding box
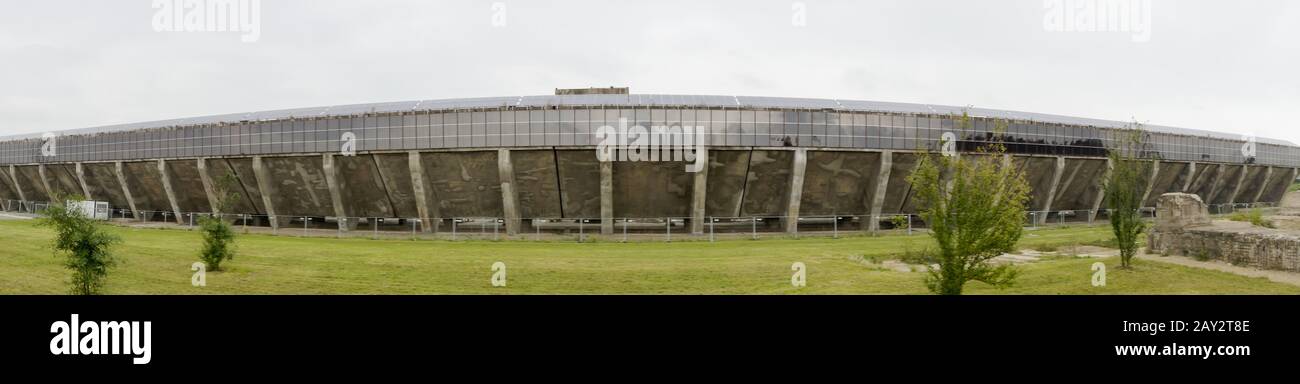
[39,194,121,295]
[1105,123,1151,269]
[198,172,240,271]
[907,112,1031,295]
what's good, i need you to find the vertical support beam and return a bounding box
[1089,157,1114,223]
[785,149,808,233]
[1140,160,1161,208]
[599,158,614,235]
[7,165,26,203]
[497,149,521,235]
[252,156,280,229]
[37,164,56,202]
[1038,156,1066,225]
[867,151,893,231]
[408,151,435,233]
[689,147,709,234]
[157,159,185,224]
[1252,166,1273,204]
[1228,165,1249,204]
[1182,162,1196,192]
[114,162,142,221]
[74,163,93,200]
[321,154,350,231]
[196,158,221,213]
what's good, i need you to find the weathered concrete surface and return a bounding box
[407,151,436,232]
[1258,168,1298,204]
[46,164,83,198]
[510,150,562,219]
[0,166,19,201]
[705,149,750,217]
[798,151,882,216]
[881,153,921,215]
[120,162,172,213]
[739,150,793,217]
[1186,163,1221,204]
[419,151,503,218]
[13,166,49,202]
[261,156,334,217]
[1143,162,1191,207]
[613,160,693,218]
[1051,159,1107,211]
[556,150,601,219]
[1209,164,1244,205]
[81,163,130,210]
[1149,193,1300,272]
[335,155,397,218]
[1017,156,1058,212]
[373,153,420,218]
[163,160,212,214]
[206,158,264,215]
[1239,166,1268,204]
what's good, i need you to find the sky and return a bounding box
[2,0,1298,143]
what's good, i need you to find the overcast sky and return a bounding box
[2,0,1297,143]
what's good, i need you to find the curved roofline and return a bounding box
[2,94,1294,146]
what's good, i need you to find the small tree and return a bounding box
[1106,123,1152,269]
[40,194,121,295]
[198,172,240,271]
[907,113,1031,295]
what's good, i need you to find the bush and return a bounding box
[1228,209,1274,229]
[198,215,237,271]
[39,196,121,295]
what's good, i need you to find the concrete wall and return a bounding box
[0,167,21,201]
[6,149,1289,229]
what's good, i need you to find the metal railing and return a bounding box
[0,198,1284,242]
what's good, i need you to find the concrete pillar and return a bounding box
[867,151,893,232]
[599,159,614,235]
[196,158,221,213]
[113,161,142,221]
[1227,165,1249,204]
[157,159,185,224]
[1038,156,1066,225]
[1182,162,1196,192]
[321,154,352,231]
[74,163,93,200]
[498,149,521,235]
[784,149,808,233]
[1140,160,1161,208]
[1252,167,1273,204]
[251,156,280,229]
[7,165,26,203]
[1089,158,1114,223]
[37,164,56,202]
[689,147,709,235]
[408,151,435,233]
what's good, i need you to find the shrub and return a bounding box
[39,195,121,295]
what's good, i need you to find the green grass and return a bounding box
[1228,208,1276,228]
[1,220,1297,295]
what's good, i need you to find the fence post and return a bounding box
[622,218,628,243]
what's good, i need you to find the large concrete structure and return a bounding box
[2,92,1297,235]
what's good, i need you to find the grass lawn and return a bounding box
[1,220,1297,294]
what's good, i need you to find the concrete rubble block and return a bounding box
[1152,192,1212,232]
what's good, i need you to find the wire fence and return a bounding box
[0,198,1281,243]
